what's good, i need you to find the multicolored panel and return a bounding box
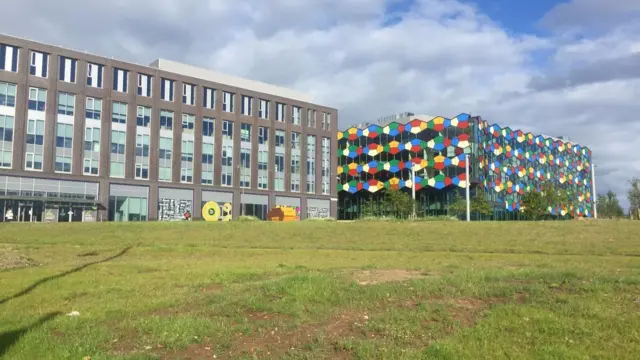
[338,173,468,194]
[338,133,472,158]
[481,123,593,217]
[338,113,471,141]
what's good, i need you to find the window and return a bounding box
[240,148,251,188]
[85,97,102,120]
[275,130,285,147]
[55,123,73,173]
[326,112,332,130]
[160,110,173,131]
[181,140,194,183]
[56,123,73,149]
[241,95,252,116]
[290,154,301,192]
[137,73,152,97]
[135,134,150,179]
[291,132,301,150]
[158,137,172,182]
[274,154,285,191]
[137,106,151,127]
[29,51,48,78]
[0,115,13,168]
[83,126,100,175]
[25,119,44,170]
[306,135,316,193]
[0,82,17,107]
[276,102,285,121]
[201,143,214,185]
[59,56,77,83]
[292,106,301,125]
[259,99,269,119]
[113,68,129,93]
[322,137,331,194]
[223,91,234,112]
[203,117,215,137]
[57,92,75,116]
[55,156,72,173]
[203,87,215,109]
[258,150,268,190]
[182,114,194,133]
[110,130,126,177]
[258,126,268,145]
[222,120,233,140]
[308,109,316,128]
[28,87,46,111]
[112,102,127,124]
[0,44,19,72]
[183,83,195,105]
[161,78,175,102]
[241,123,251,142]
[87,63,104,88]
[221,145,233,186]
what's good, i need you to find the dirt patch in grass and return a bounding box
[352,269,428,285]
[226,311,367,358]
[0,248,39,271]
[200,283,224,294]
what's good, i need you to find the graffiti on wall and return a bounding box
[159,198,193,221]
[202,201,233,222]
[307,207,330,219]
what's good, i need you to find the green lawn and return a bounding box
[1,221,639,359]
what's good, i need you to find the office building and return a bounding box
[0,34,337,222]
[337,113,593,220]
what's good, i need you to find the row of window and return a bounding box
[0,119,332,194]
[0,44,332,129]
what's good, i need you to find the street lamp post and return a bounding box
[465,154,470,222]
[592,164,597,219]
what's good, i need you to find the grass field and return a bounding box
[1,221,639,359]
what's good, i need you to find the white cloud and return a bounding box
[0,0,637,208]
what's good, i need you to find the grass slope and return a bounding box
[0,221,639,359]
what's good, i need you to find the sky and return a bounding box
[1,0,639,208]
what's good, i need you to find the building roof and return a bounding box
[150,59,313,103]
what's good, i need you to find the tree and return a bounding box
[361,189,417,219]
[448,189,493,219]
[597,191,624,219]
[628,178,640,220]
[521,190,545,220]
[521,182,573,220]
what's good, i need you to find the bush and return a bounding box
[305,217,336,221]
[235,216,260,222]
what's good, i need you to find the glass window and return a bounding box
[112,102,127,124]
[57,92,75,116]
[160,110,173,131]
[86,97,102,120]
[241,123,251,142]
[137,106,151,127]
[0,82,17,107]
[203,117,215,137]
[28,87,47,111]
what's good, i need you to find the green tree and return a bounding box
[597,191,624,219]
[521,182,573,220]
[448,189,493,219]
[361,189,417,219]
[521,190,545,220]
[628,178,640,219]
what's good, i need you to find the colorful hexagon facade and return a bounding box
[337,114,592,218]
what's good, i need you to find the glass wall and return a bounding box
[108,184,148,222]
[108,195,148,222]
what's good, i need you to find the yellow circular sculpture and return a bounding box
[202,201,221,221]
